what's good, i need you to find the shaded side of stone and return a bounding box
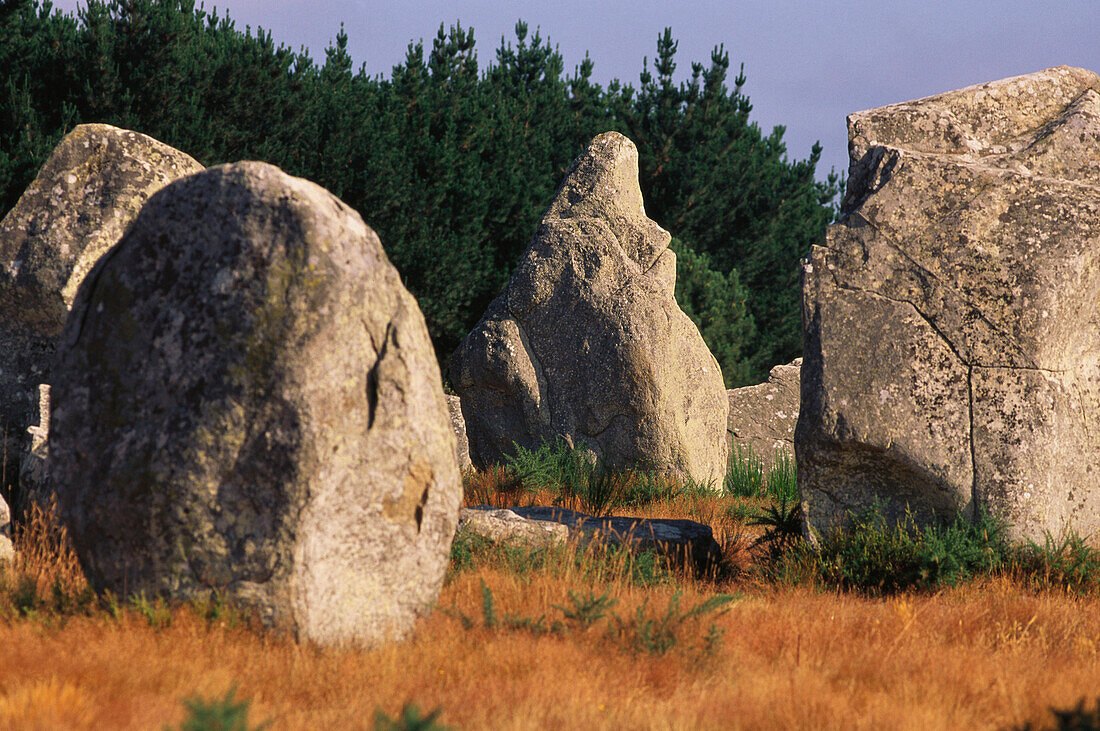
[17,384,50,517]
[507,506,723,573]
[0,124,203,496]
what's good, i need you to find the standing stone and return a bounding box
[450,132,728,486]
[445,394,472,472]
[17,384,50,515]
[727,359,801,468]
[0,124,203,495]
[797,66,1100,544]
[50,162,461,646]
[0,494,12,566]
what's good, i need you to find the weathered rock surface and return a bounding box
[445,394,472,472]
[459,505,722,572]
[17,384,50,516]
[727,359,801,468]
[0,494,13,566]
[49,161,461,646]
[450,132,728,485]
[797,66,1100,544]
[457,507,569,547]
[0,124,203,492]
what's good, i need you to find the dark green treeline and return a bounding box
[0,0,840,386]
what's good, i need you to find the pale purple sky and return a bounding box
[48,0,1100,181]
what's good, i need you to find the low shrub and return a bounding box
[445,582,734,663]
[1008,534,1100,595]
[373,703,450,731]
[768,505,1010,594]
[607,591,736,657]
[173,685,268,731]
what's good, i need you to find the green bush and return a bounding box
[724,444,765,498]
[607,591,736,657]
[808,506,1008,595]
[173,686,268,731]
[1009,534,1100,595]
[1018,696,1100,730]
[373,704,450,731]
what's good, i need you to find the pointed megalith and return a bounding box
[50,162,461,646]
[450,132,728,485]
[797,66,1100,543]
[0,124,203,504]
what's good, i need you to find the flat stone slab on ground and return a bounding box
[460,505,722,572]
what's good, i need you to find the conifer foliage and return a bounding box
[0,1,840,385]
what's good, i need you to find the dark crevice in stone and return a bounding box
[365,323,392,430]
[826,213,1038,369]
[828,281,970,367]
[414,484,428,533]
[968,364,978,521]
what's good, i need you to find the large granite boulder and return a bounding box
[0,124,203,499]
[727,359,801,468]
[49,161,461,646]
[797,66,1100,544]
[450,132,728,486]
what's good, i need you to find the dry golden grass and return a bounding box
[2,484,1099,729]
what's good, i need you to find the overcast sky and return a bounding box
[48,0,1100,182]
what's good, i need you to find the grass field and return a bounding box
[2,447,1099,730]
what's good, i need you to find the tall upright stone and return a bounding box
[0,494,12,566]
[797,67,1100,543]
[0,124,203,496]
[450,132,728,485]
[50,162,461,646]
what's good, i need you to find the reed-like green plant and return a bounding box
[724,444,766,497]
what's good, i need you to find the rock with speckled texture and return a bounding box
[0,124,203,496]
[797,66,1100,544]
[727,359,801,469]
[0,494,12,566]
[449,132,728,486]
[445,394,472,472]
[49,161,461,646]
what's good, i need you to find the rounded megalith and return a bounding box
[0,124,203,505]
[49,161,461,646]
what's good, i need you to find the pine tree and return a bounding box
[0,6,839,384]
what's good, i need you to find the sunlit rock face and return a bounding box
[450,132,728,487]
[797,66,1100,544]
[50,161,461,646]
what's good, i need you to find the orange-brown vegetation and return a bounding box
[2,483,1099,729]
